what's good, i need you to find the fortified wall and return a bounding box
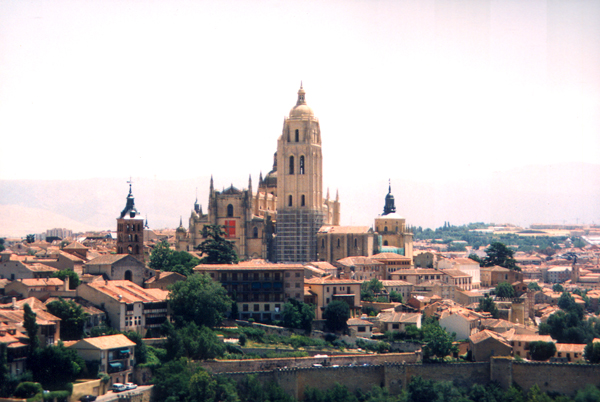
[217,359,600,400]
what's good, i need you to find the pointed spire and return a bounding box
[259,171,263,185]
[296,83,306,106]
[388,178,392,194]
[383,180,397,216]
[210,175,214,193]
[248,174,252,192]
[326,187,330,200]
[145,214,149,228]
[336,189,339,202]
[199,204,203,215]
[179,216,183,227]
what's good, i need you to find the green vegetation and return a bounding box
[51,270,80,289]
[46,298,88,341]
[282,299,315,332]
[483,242,520,271]
[413,222,567,253]
[528,282,541,291]
[28,342,85,390]
[168,272,232,329]
[25,234,35,243]
[196,224,239,264]
[361,278,386,302]
[495,282,515,298]
[389,290,403,303]
[149,240,200,276]
[323,300,350,332]
[529,341,557,361]
[584,341,600,363]
[23,304,39,352]
[553,283,564,293]
[477,296,499,319]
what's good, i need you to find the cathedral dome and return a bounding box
[289,84,314,118]
[289,104,314,118]
[264,170,277,188]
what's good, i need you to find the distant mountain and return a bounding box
[0,163,598,238]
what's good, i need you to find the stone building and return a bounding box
[176,85,340,262]
[373,183,413,260]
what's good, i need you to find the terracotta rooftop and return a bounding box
[305,276,361,285]
[84,280,168,303]
[195,263,304,271]
[70,334,135,350]
[318,226,371,234]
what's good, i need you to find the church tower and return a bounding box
[276,84,324,262]
[116,180,145,263]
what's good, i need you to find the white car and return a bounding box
[112,383,127,393]
[125,383,138,390]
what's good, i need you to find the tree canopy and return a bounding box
[528,282,541,291]
[477,296,499,319]
[52,270,80,289]
[23,303,39,352]
[149,240,200,277]
[168,273,232,329]
[529,341,557,361]
[584,341,600,363]
[29,343,85,389]
[196,225,239,264]
[495,282,515,299]
[483,242,520,271]
[361,278,386,302]
[282,299,315,332]
[323,301,350,332]
[46,298,88,341]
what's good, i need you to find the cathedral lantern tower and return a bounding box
[116,180,145,263]
[276,84,324,262]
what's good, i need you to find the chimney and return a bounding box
[12,297,16,309]
[64,275,69,291]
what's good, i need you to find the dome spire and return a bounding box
[296,83,306,106]
[383,180,397,216]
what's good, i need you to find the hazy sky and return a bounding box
[1,0,599,228]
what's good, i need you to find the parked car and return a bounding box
[112,383,127,392]
[79,395,97,402]
[125,383,138,390]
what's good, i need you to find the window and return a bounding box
[285,272,290,278]
[295,129,299,142]
[289,156,294,174]
[392,324,400,330]
[295,272,300,277]
[354,239,358,248]
[384,226,388,232]
[264,304,270,311]
[253,227,258,238]
[254,304,260,312]
[243,304,249,312]
[299,156,305,174]
[301,195,305,207]
[358,326,366,332]
[384,240,388,246]
[295,283,300,288]
[337,239,340,248]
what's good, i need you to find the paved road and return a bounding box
[94,385,152,402]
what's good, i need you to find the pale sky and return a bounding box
[1,0,599,229]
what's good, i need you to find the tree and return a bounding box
[29,343,85,389]
[0,238,5,252]
[584,342,600,363]
[552,283,564,293]
[468,254,483,265]
[52,270,80,289]
[477,296,499,319]
[389,290,403,303]
[421,320,458,361]
[124,331,148,365]
[23,303,39,352]
[528,282,541,291]
[323,301,350,332]
[361,278,384,302]
[529,341,557,361]
[282,298,315,332]
[495,282,515,299]
[46,298,88,341]
[483,242,519,271]
[168,273,232,329]
[25,234,35,243]
[196,225,239,264]
[150,240,200,277]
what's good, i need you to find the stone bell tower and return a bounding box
[116,180,145,263]
[276,84,324,262]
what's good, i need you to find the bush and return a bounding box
[238,333,247,346]
[14,382,42,399]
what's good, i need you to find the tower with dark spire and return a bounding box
[383,180,397,215]
[116,179,145,263]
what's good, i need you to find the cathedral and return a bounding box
[176,85,340,262]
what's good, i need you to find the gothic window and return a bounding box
[384,240,388,246]
[135,245,139,254]
[354,238,358,248]
[134,234,138,242]
[227,204,234,217]
[299,156,305,174]
[288,195,293,207]
[337,239,340,248]
[253,227,258,238]
[289,156,294,174]
[322,239,325,248]
[384,226,388,232]
[301,194,305,207]
[125,270,132,282]
[295,129,299,142]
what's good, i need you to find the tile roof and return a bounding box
[372,253,412,260]
[347,318,373,326]
[84,280,168,303]
[195,263,304,271]
[63,241,88,250]
[86,254,129,265]
[15,278,64,287]
[318,226,371,234]
[305,277,361,285]
[24,263,58,272]
[381,280,412,286]
[336,256,383,266]
[70,334,135,350]
[469,329,511,346]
